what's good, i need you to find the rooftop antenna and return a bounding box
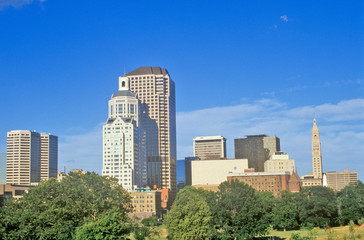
[123,64,126,76]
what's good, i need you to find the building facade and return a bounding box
[191,158,248,186]
[193,136,226,160]
[227,169,301,196]
[40,133,58,180]
[102,76,147,192]
[234,134,280,172]
[312,118,323,179]
[184,156,197,186]
[325,169,358,191]
[264,151,295,174]
[126,67,177,195]
[0,153,6,184]
[6,130,57,185]
[130,187,162,219]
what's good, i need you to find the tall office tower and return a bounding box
[312,118,322,179]
[126,67,177,195]
[6,130,41,185]
[6,130,58,185]
[0,153,6,184]
[40,133,58,180]
[193,136,226,160]
[234,134,280,172]
[102,76,147,192]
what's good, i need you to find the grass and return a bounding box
[132,224,364,239]
[265,225,364,239]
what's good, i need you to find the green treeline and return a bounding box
[0,173,363,240]
[0,172,157,240]
[165,180,364,240]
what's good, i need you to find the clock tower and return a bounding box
[312,118,322,179]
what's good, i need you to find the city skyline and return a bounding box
[0,1,362,181]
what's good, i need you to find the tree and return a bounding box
[210,180,270,240]
[0,171,132,240]
[74,212,131,240]
[141,216,157,227]
[298,186,338,227]
[272,191,300,231]
[165,186,212,240]
[337,181,364,225]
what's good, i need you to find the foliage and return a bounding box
[349,220,356,239]
[165,186,212,240]
[74,212,131,240]
[359,218,364,226]
[272,191,300,231]
[133,216,160,240]
[210,180,270,240]
[325,226,339,240]
[337,181,364,225]
[298,186,338,227]
[0,172,132,240]
[310,228,318,239]
[290,233,313,240]
[141,216,157,227]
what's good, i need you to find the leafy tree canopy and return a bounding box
[272,191,300,231]
[298,186,338,227]
[337,180,364,225]
[165,186,212,240]
[0,171,132,240]
[210,180,270,240]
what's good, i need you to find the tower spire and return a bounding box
[312,118,322,179]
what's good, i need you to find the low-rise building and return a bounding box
[301,174,322,187]
[191,158,248,186]
[130,187,162,219]
[325,169,358,191]
[227,169,301,196]
[0,184,32,201]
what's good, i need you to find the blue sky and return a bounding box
[0,0,363,181]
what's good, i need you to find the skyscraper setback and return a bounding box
[102,76,147,191]
[126,67,177,194]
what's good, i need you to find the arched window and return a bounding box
[122,81,126,87]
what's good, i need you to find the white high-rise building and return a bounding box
[102,76,147,192]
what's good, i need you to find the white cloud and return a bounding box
[57,99,364,181]
[0,0,46,10]
[280,15,289,22]
[177,98,364,180]
[58,123,103,174]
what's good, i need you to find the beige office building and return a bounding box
[264,151,295,174]
[126,67,176,196]
[6,130,57,185]
[193,136,226,160]
[40,133,58,180]
[325,169,358,191]
[191,158,248,186]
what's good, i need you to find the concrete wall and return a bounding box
[191,159,248,185]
